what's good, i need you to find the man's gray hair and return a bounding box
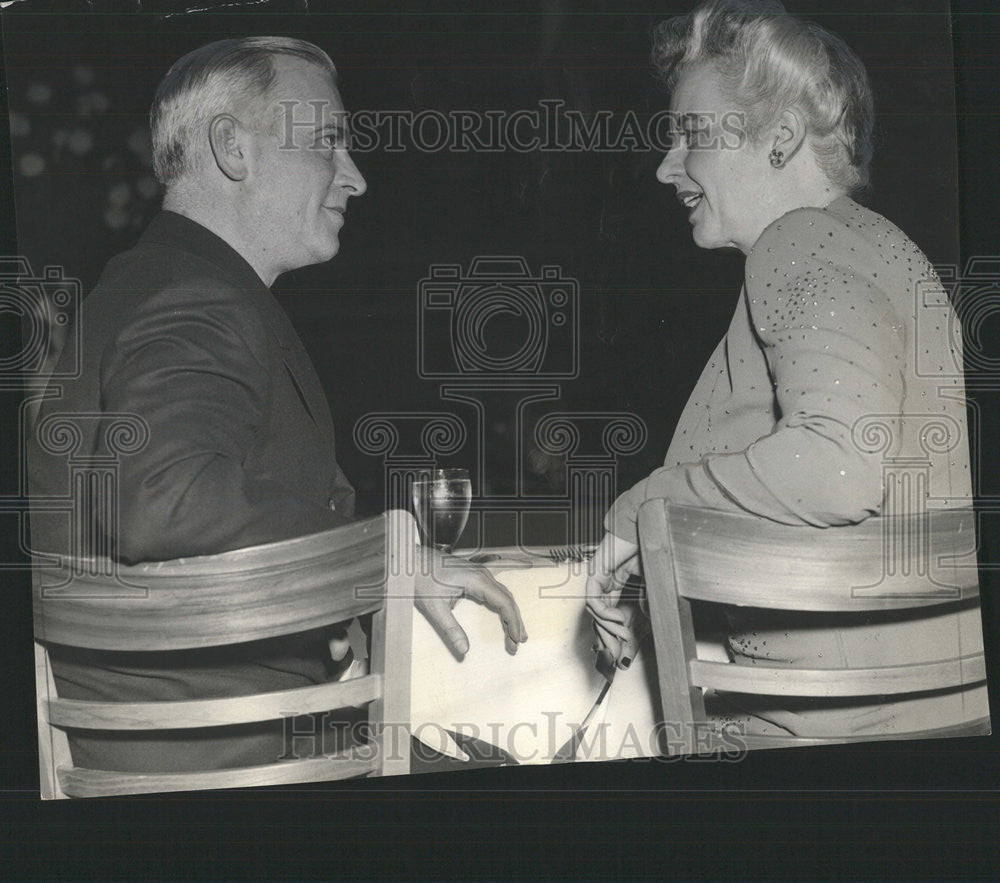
[150,36,336,186]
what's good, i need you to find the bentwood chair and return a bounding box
[637,501,990,754]
[34,510,416,798]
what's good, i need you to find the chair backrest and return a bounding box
[637,501,988,754]
[34,510,416,798]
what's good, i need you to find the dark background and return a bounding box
[0,0,968,517]
[1,0,999,879]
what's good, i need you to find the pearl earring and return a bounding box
[769,148,785,168]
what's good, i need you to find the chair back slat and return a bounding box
[639,500,706,741]
[664,504,979,611]
[58,751,380,799]
[35,641,71,799]
[367,509,416,778]
[35,511,417,796]
[689,653,986,697]
[47,675,382,730]
[34,516,388,651]
[733,717,991,751]
[637,500,987,754]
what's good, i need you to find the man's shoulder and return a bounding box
[88,236,273,363]
[93,236,247,303]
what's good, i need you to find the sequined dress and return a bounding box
[606,195,988,737]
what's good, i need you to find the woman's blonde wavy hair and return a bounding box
[652,0,874,192]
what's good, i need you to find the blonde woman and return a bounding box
[587,0,986,739]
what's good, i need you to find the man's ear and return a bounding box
[772,107,807,163]
[208,114,250,181]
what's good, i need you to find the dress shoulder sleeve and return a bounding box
[604,204,907,542]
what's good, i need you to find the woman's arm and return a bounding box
[604,206,906,543]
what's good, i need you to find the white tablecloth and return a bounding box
[409,557,665,764]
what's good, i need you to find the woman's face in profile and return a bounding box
[657,62,773,254]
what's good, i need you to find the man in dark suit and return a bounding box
[28,37,526,773]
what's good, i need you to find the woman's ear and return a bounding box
[771,107,807,164]
[208,114,250,182]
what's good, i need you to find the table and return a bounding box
[408,549,726,765]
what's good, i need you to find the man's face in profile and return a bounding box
[244,55,367,278]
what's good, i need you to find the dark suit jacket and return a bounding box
[29,212,359,772]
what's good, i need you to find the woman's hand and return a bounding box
[585,532,643,668]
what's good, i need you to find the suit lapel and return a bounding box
[250,287,335,436]
[283,359,317,424]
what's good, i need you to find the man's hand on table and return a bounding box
[585,532,645,670]
[413,547,528,659]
